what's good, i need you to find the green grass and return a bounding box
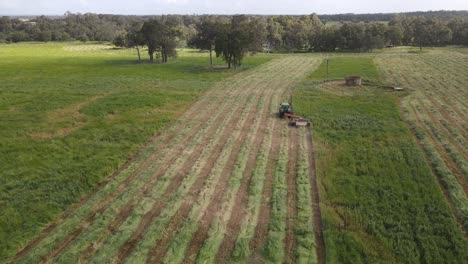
[0,42,271,260]
[263,125,288,263]
[294,65,467,262]
[309,57,379,80]
[439,46,468,55]
[295,130,317,264]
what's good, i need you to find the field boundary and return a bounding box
[306,127,326,264]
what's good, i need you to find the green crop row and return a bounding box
[263,125,289,263]
[196,77,281,263]
[230,79,284,263]
[295,129,317,264]
[408,121,468,231]
[424,121,468,178]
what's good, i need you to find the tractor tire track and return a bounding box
[306,127,326,264]
[284,127,298,264]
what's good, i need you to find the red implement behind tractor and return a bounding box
[283,113,311,127]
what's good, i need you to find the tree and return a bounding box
[448,18,468,45]
[0,16,12,33]
[189,16,225,67]
[248,17,267,53]
[315,25,338,52]
[337,22,365,50]
[215,15,256,69]
[283,16,313,51]
[139,17,183,63]
[265,17,283,52]
[431,19,452,46]
[113,33,127,47]
[127,31,144,63]
[385,25,403,46]
[413,17,433,50]
[362,22,386,51]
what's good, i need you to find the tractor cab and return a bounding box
[279,102,292,118]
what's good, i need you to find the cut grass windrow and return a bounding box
[185,86,275,263]
[91,79,265,263]
[13,56,325,263]
[11,59,256,262]
[143,79,268,264]
[183,70,288,263]
[284,127,298,264]
[153,58,314,264]
[262,120,289,263]
[119,58,308,264]
[16,69,258,264]
[294,128,317,264]
[186,57,314,264]
[12,66,258,264]
[226,98,278,263]
[54,74,260,263]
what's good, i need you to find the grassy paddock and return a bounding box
[294,57,467,262]
[309,57,379,80]
[0,42,271,260]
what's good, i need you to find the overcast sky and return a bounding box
[1,0,467,15]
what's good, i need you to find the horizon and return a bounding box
[2,9,468,17]
[1,0,467,16]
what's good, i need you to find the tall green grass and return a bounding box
[294,80,468,262]
[0,42,271,260]
[309,57,379,80]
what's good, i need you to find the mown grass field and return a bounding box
[2,43,467,264]
[0,42,271,260]
[3,43,327,264]
[376,49,468,232]
[294,54,467,263]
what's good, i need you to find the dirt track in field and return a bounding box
[12,56,323,264]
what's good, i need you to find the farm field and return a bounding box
[6,43,326,263]
[376,50,468,232]
[294,53,467,262]
[3,43,468,264]
[0,42,271,261]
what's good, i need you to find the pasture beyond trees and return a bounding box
[0,42,270,260]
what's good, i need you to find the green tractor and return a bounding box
[279,102,293,118]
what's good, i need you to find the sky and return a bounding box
[0,0,467,15]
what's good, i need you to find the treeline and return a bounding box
[0,12,146,43]
[319,10,468,22]
[1,12,467,65]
